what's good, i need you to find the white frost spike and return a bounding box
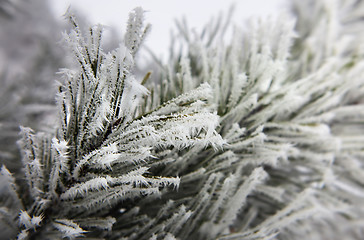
[73,143,122,178]
[96,145,122,168]
[152,112,224,150]
[31,215,43,228]
[50,137,70,195]
[17,230,28,240]
[0,165,19,202]
[61,176,111,200]
[152,82,213,116]
[164,233,177,240]
[52,138,69,172]
[1,165,15,182]
[63,167,179,200]
[89,93,112,136]
[19,210,32,229]
[19,210,43,230]
[75,217,116,231]
[219,167,268,227]
[125,7,150,56]
[275,15,297,62]
[118,76,149,122]
[53,219,87,239]
[180,57,194,92]
[227,73,247,109]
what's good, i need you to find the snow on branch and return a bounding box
[2,1,364,239]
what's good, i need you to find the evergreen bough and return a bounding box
[1,1,364,239]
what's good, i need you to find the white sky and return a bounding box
[48,0,287,57]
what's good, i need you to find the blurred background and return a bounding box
[48,0,286,57]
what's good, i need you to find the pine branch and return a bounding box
[2,1,364,239]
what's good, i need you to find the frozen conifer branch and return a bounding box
[126,0,364,239]
[0,7,223,239]
[1,1,364,239]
